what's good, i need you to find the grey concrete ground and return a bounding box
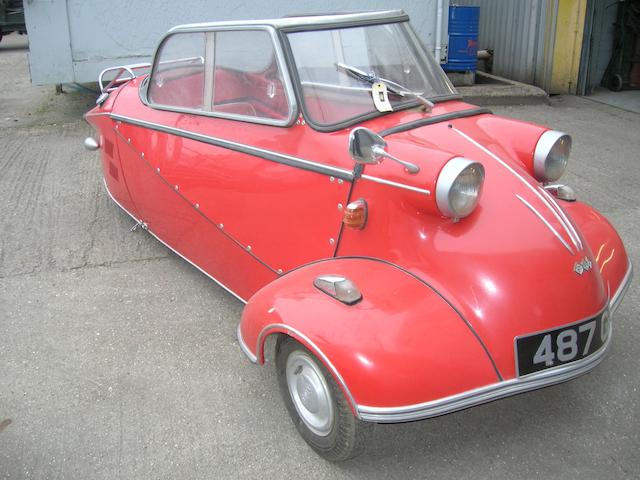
[588,87,640,115]
[1,32,639,479]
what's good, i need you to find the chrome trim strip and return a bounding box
[360,173,431,195]
[257,323,359,417]
[453,127,580,254]
[85,112,114,118]
[538,186,583,251]
[237,324,258,363]
[534,187,582,252]
[300,81,371,93]
[169,10,407,32]
[358,327,613,423]
[101,179,248,304]
[110,113,353,181]
[610,260,633,315]
[144,26,298,128]
[99,63,151,93]
[112,127,281,275]
[516,194,575,255]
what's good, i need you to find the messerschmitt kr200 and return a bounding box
[84,10,632,461]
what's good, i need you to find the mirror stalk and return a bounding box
[372,146,420,174]
[348,127,421,175]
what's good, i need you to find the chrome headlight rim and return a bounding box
[435,157,485,219]
[533,130,572,182]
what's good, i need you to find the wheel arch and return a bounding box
[262,325,359,416]
[237,320,359,416]
[238,256,500,414]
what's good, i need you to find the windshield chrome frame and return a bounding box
[141,25,298,128]
[280,19,460,133]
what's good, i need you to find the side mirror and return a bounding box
[348,127,387,165]
[348,127,420,174]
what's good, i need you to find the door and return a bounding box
[115,28,351,299]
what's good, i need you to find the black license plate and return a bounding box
[516,311,609,376]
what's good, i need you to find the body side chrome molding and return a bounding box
[516,194,575,254]
[378,107,492,137]
[360,174,431,195]
[85,112,115,119]
[358,329,612,422]
[113,127,282,276]
[102,179,248,304]
[110,113,354,181]
[111,113,435,197]
[256,323,359,417]
[452,126,582,254]
[237,324,258,363]
[610,260,633,314]
[538,186,583,250]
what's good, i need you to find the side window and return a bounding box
[210,30,290,121]
[148,33,206,109]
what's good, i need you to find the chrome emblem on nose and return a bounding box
[574,257,593,275]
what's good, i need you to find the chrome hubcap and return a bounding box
[286,351,334,436]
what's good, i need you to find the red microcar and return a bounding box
[84,10,632,461]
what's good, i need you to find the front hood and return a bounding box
[343,112,609,379]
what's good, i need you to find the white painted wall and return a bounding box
[24,0,449,84]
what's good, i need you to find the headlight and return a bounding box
[435,157,485,219]
[533,130,571,182]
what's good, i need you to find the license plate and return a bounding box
[516,310,610,377]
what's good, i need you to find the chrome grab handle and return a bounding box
[98,63,152,93]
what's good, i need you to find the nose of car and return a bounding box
[379,124,607,378]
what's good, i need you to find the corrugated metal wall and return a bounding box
[456,0,556,89]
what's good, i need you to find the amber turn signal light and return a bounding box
[343,198,368,229]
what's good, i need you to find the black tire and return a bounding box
[275,336,373,461]
[608,74,624,92]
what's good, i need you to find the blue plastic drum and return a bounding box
[442,5,479,72]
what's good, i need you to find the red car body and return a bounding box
[85,10,632,450]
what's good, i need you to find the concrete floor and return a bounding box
[1,33,639,479]
[588,87,640,114]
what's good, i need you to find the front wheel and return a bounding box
[275,336,373,461]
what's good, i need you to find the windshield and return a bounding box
[287,22,456,127]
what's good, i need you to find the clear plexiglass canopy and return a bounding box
[287,21,457,127]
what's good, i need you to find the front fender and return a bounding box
[564,201,632,311]
[238,257,500,415]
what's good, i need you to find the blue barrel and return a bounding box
[442,6,479,72]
